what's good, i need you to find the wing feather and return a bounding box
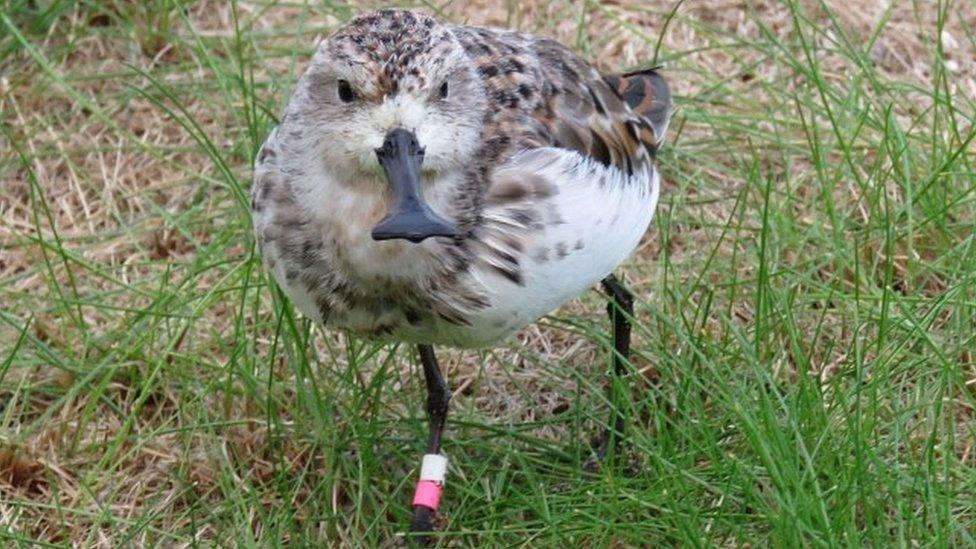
[604,68,672,146]
[452,27,670,177]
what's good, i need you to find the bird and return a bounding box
[251,8,670,538]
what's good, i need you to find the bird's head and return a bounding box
[286,10,487,243]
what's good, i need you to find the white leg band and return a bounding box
[419,453,448,483]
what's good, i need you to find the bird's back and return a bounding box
[450,25,670,180]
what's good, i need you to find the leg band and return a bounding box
[413,454,447,510]
[413,480,443,510]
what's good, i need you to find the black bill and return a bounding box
[371,128,458,243]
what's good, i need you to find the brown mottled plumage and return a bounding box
[452,25,666,175]
[250,9,671,536]
[252,11,670,345]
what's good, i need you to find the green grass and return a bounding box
[1,0,975,546]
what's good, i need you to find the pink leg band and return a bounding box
[412,480,443,510]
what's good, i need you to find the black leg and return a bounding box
[597,274,633,461]
[418,344,452,454]
[411,344,452,542]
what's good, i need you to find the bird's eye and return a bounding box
[337,79,355,103]
[439,81,449,99]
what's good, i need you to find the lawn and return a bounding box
[1,0,975,546]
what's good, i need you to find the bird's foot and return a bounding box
[409,504,440,546]
[584,431,643,476]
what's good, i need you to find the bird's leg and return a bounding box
[410,344,452,542]
[597,274,633,461]
[418,345,452,454]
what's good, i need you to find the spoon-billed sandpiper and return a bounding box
[252,8,671,536]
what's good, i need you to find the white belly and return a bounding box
[452,148,659,345]
[253,144,659,349]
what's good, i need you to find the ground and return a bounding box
[1,0,975,546]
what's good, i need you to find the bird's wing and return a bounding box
[603,68,672,149]
[449,27,669,312]
[526,39,670,176]
[452,27,670,177]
